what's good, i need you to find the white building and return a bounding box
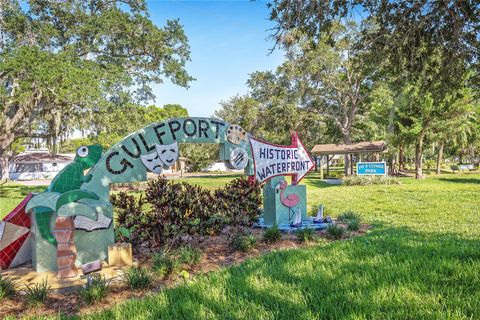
[203,161,243,173]
[9,152,74,180]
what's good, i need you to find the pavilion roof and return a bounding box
[311,141,387,155]
[13,152,74,163]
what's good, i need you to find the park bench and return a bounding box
[451,164,475,172]
[450,165,459,172]
[459,164,475,171]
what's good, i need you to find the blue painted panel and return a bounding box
[357,162,387,175]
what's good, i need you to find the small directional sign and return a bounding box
[249,132,314,184]
[357,162,387,175]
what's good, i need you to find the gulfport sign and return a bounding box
[250,132,314,184]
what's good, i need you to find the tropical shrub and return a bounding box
[80,274,110,304]
[146,178,219,244]
[342,175,400,186]
[214,177,262,227]
[178,245,202,266]
[112,177,262,247]
[263,226,282,244]
[326,224,346,240]
[296,227,315,243]
[152,250,181,278]
[111,192,145,246]
[23,279,51,306]
[338,211,362,231]
[0,275,16,300]
[230,233,257,252]
[124,267,152,290]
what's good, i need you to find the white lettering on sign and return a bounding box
[250,132,314,184]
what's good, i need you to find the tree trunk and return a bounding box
[399,143,405,170]
[436,141,444,175]
[343,135,352,176]
[0,133,16,181]
[51,110,62,154]
[0,154,9,180]
[415,134,425,179]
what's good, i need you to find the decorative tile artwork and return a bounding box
[0,222,5,240]
[74,214,112,232]
[0,193,32,269]
[0,232,30,269]
[3,193,32,228]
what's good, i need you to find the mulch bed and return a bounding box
[0,222,370,319]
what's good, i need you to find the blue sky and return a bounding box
[147,1,285,117]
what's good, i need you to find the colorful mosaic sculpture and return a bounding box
[0,193,32,269]
[54,217,77,278]
[6,117,315,279]
[26,145,102,278]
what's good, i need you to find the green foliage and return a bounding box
[338,211,362,232]
[178,245,202,267]
[60,138,93,153]
[112,177,262,247]
[0,275,16,300]
[115,227,132,243]
[145,178,221,244]
[152,250,181,279]
[347,219,360,231]
[295,227,315,243]
[425,160,436,170]
[92,104,189,149]
[215,95,263,136]
[263,226,282,244]
[23,278,51,306]
[326,224,346,240]
[3,174,480,319]
[180,144,219,172]
[229,233,257,252]
[342,176,400,186]
[214,177,263,228]
[124,267,153,290]
[0,1,193,158]
[338,211,360,222]
[80,275,110,304]
[72,174,480,319]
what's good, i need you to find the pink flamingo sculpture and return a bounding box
[276,180,300,207]
[276,180,302,226]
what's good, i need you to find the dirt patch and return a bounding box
[0,223,370,318]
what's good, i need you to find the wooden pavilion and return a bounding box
[311,141,387,178]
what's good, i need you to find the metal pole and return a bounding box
[327,155,330,177]
[320,156,324,180]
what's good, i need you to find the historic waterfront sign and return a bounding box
[250,132,314,184]
[357,162,387,175]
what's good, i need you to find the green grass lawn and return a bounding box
[0,183,45,218]
[176,174,243,190]
[1,173,479,319]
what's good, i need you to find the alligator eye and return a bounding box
[77,146,89,158]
